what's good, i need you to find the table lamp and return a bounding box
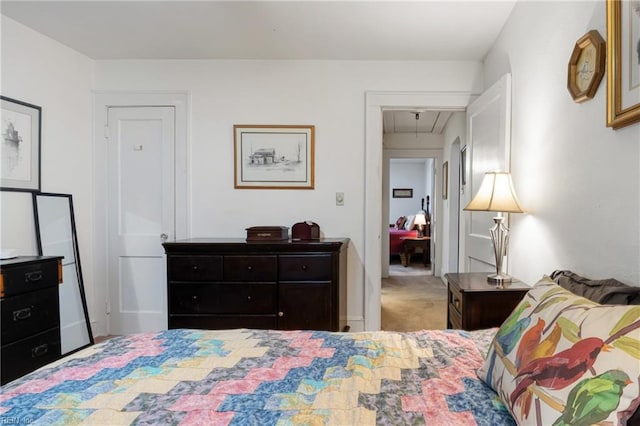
[414,213,427,237]
[463,172,524,285]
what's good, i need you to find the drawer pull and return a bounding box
[247,265,252,271]
[13,307,32,321]
[24,271,43,283]
[247,296,252,300]
[192,265,199,271]
[278,311,284,317]
[301,265,307,271]
[192,296,198,300]
[31,344,49,358]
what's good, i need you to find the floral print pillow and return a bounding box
[478,276,640,425]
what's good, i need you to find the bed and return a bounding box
[2,272,639,425]
[0,327,513,425]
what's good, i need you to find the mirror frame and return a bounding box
[33,192,94,355]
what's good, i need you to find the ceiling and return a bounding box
[382,110,453,135]
[1,1,515,61]
[1,1,516,134]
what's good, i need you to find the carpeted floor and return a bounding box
[381,260,448,331]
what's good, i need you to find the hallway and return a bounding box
[381,260,447,332]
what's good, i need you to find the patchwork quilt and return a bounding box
[0,328,514,425]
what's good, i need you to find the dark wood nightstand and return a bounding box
[445,272,530,331]
[401,237,430,267]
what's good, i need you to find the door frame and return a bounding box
[364,91,474,331]
[382,151,440,279]
[92,91,189,336]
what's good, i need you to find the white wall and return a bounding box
[482,1,640,286]
[441,112,466,275]
[92,61,481,331]
[389,160,428,222]
[1,17,96,313]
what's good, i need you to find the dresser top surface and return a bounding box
[163,237,350,253]
[1,255,63,268]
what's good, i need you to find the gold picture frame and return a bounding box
[234,125,315,189]
[606,0,640,129]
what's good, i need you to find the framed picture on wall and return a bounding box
[606,0,640,129]
[1,96,41,192]
[234,124,315,189]
[442,161,449,200]
[392,188,413,198]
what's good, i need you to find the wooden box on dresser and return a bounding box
[162,238,349,332]
[1,256,63,385]
[445,272,530,331]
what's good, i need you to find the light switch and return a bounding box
[336,192,344,206]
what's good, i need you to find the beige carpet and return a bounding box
[381,262,447,331]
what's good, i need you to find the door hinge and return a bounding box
[104,125,110,139]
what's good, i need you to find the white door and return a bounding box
[107,106,175,334]
[463,74,512,272]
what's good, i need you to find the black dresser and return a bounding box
[1,256,63,384]
[163,238,349,332]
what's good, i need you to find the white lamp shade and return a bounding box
[414,213,427,225]
[464,172,524,213]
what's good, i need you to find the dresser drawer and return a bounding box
[1,287,60,344]
[223,256,277,281]
[170,283,276,314]
[169,255,223,282]
[169,315,277,330]
[1,328,61,385]
[1,260,59,297]
[279,255,332,281]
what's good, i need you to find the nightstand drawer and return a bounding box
[1,287,60,345]
[448,304,462,329]
[223,256,277,281]
[170,283,276,314]
[169,256,223,282]
[279,255,332,281]
[448,285,463,316]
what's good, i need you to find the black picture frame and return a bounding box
[33,192,94,355]
[1,96,41,192]
[392,188,413,198]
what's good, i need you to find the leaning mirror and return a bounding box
[33,192,93,355]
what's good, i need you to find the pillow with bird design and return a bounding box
[478,276,640,426]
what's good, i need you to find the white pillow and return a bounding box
[404,215,415,230]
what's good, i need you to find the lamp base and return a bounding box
[487,273,512,288]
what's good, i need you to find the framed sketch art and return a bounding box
[1,96,41,191]
[234,125,315,189]
[606,0,640,129]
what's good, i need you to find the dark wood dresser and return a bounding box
[163,238,349,332]
[445,272,530,331]
[1,256,63,384]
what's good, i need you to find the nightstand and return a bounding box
[401,237,430,267]
[445,272,530,331]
